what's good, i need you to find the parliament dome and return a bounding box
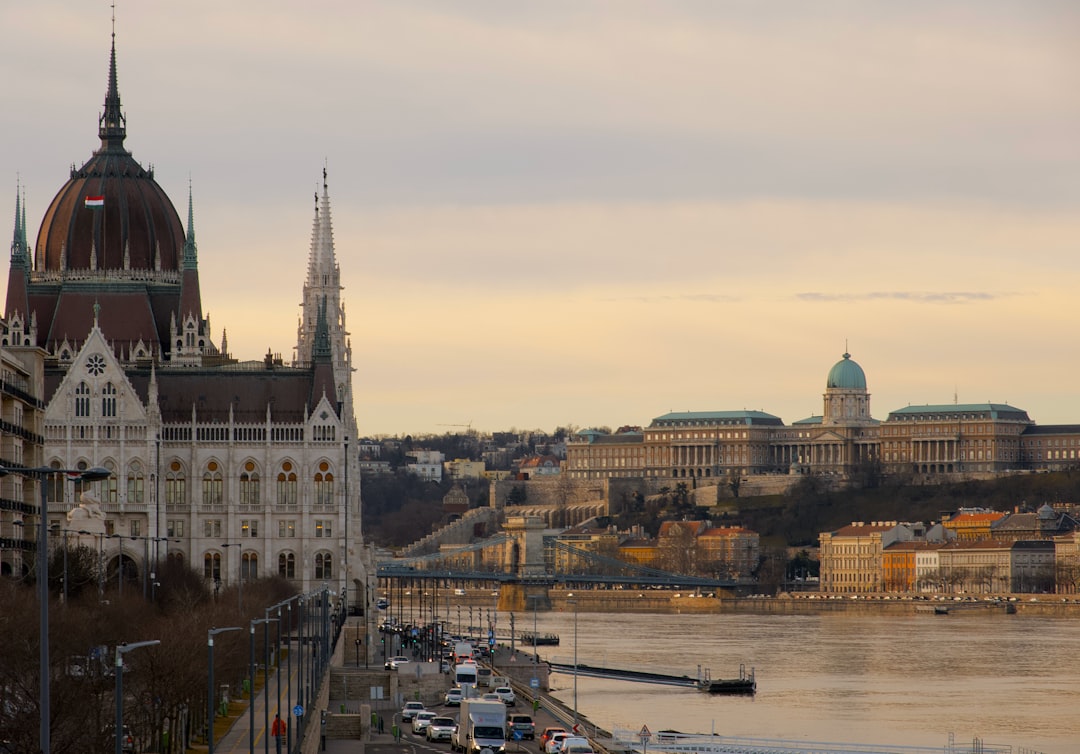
[826,352,867,390]
[34,40,184,274]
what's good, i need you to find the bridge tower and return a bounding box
[498,515,551,612]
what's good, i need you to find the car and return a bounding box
[427,716,457,742]
[401,701,426,722]
[412,711,438,734]
[106,725,136,754]
[481,692,502,703]
[561,737,593,754]
[444,687,463,706]
[539,727,567,751]
[377,597,390,609]
[385,656,410,670]
[494,686,516,706]
[506,714,535,740]
[545,731,571,754]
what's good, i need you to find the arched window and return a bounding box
[102,382,117,417]
[314,462,334,506]
[102,460,118,503]
[240,461,261,505]
[277,461,297,506]
[204,552,221,581]
[242,551,258,580]
[315,552,333,580]
[203,461,223,505]
[126,461,144,504]
[165,461,186,506]
[278,551,296,579]
[75,382,90,417]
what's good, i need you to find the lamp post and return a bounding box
[0,463,110,754]
[208,626,243,754]
[567,594,578,724]
[251,617,279,754]
[115,639,160,754]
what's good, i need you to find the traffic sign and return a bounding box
[293,704,304,718]
[639,724,651,741]
[530,678,539,689]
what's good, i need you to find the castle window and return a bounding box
[204,552,221,581]
[102,382,117,417]
[203,462,223,505]
[240,461,261,505]
[277,461,297,506]
[314,462,334,506]
[278,552,296,578]
[242,551,258,580]
[166,463,187,506]
[127,461,144,504]
[315,552,333,579]
[75,382,91,417]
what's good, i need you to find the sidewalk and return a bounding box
[210,644,309,754]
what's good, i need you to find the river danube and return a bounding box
[519,610,1079,753]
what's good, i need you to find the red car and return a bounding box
[539,727,567,751]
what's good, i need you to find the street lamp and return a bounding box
[115,639,160,754]
[251,617,279,754]
[567,594,578,724]
[208,626,243,754]
[0,463,110,754]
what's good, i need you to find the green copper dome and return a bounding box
[826,352,866,390]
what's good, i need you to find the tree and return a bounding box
[727,470,742,499]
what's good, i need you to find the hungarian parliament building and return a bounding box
[565,352,1080,484]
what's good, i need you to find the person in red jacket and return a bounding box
[271,713,287,754]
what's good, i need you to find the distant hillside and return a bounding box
[728,471,1080,548]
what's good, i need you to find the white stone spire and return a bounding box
[296,167,355,433]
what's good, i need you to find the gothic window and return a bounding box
[167,519,185,537]
[278,520,296,538]
[242,551,258,580]
[102,460,118,503]
[126,461,144,504]
[203,461,223,505]
[278,552,296,579]
[314,552,332,579]
[203,519,222,538]
[75,382,90,417]
[314,462,334,506]
[240,461,261,505]
[241,519,259,538]
[166,461,186,506]
[102,382,117,417]
[277,461,297,506]
[315,519,332,538]
[204,552,221,581]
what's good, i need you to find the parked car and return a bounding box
[494,686,516,706]
[539,727,567,751]
[444,687,463,706]
[427,717,457,742]
[385,656,410,670]
[401,701,426,722]
[412,711,438,734]
[507,714,535,740]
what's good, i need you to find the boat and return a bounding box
[520,632,560,646]
[696,665,756,695]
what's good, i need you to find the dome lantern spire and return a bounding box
[98,11,127,152]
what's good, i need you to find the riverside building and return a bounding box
[2,31,375,606]
[566,352,1080,486]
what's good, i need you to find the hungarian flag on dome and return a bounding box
[84,195,104,209]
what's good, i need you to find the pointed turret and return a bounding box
[98,23,127,154]
[310,296,338,414]
[5,182,30,328]
[178,182,204,325]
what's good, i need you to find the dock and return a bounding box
[546,661,755,694]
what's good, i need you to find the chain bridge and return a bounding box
[377,515,737,611]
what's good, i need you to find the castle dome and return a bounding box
[34,36,184,274]
[826,352,867,390]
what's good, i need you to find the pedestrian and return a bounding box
[271,712,287,754]
[378,715,385,734]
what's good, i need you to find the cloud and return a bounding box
[795,291,1012,304]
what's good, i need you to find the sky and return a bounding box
[3,1,1079,438]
